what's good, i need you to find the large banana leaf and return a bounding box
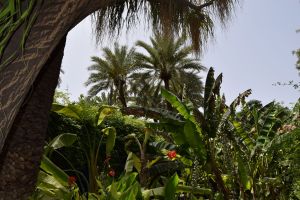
[40,155,69,186]
[161,88,206,159]
[102,127,116,156]
[164,173,179,200]
[97,105,118,126]
[51,103,81,120]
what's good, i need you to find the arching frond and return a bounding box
[92,0,239,52]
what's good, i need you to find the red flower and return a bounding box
[68,176,76,186]
[108,169,115,177]
[167,150,177,160]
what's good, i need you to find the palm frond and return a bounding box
[92,0,239,53]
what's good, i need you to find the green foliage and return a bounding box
[132,34,205,108]
[85,43,137,107]
[0,0,38,70]
[34,68,299,199]
[164,173,179,200]
[93,0,238,52]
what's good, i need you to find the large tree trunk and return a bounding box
[0,0,112,153]
[0,0,114,199]
[0,36,66,200]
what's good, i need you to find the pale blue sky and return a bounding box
[60,0,300,106]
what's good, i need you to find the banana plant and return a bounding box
[51,103,118,193]
[30,133,79,200]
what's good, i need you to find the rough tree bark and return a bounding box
[0,0,113,199]
[0,0,111,153]
[0,36,66,199]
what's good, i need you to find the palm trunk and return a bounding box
[118,80,127,108]
[163,78,172,110]
[0,36,66,199]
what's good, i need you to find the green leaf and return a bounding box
[161,88,203,137]
[184,120,206,159]
[143,187,165,197]
[40,155,69,187]
[176,185,211,195]
[97,106,117,126]
[237,155,252,191]
[47,133,77,151]
[124,152,135,173]
[102,127,116,156]
[146,156,161,168]
[109,182,121,200]
[204,67,215,108]
[124,152,141,173]
[52,104,81,120]
[161,88,191,121]
[164,173,179,200]
[120,182,139,200]
[179,157,193,166]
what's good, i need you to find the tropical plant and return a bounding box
[147,67,300,199]
[30,133,79,200]
[131,34,205,108]
[51,103,118,193]
[85,43,137,107]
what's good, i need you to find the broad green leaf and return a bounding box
[132,153,141,173]
[143,187,165,197]
[124,152,141,173]
[161,88,203,141]
[109,182,121,200]
[102,127,116,156]
[161,88,191,121]
[184,120,206,159]
[97,106,117,126]
[36,171,72,199]
[164,173,179,200]
[233,121,254,149]
[47,133,77,151]
[40,155,69,187]
[237,155,252,191]
[52,104,81,120]
[120,182,139,200]
[124,152,134,173]
[204,67,215,108]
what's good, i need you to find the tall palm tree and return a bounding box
[85,43,137,107]
[132,34,205,108]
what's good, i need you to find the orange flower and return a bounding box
[167,150,177,160]
[68,176,76,186]
[108,169,115,177]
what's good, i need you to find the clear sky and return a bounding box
[60,0,300,107]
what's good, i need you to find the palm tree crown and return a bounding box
[132,34,206,108]
[85,43,137,107]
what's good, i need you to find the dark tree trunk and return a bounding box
[0,36,66,199]
[163,78,173,110]
[118,80,127,108]
[0,0,113,153]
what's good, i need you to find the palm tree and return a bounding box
[132,34,205,108]
[85,43,136,107]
